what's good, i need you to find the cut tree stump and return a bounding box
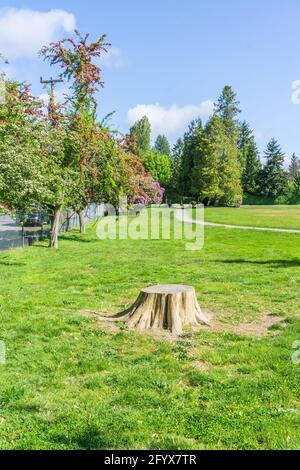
[102,285,210,336]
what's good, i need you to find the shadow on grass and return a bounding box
[0,255,26,266]
[59,234,95,244]
[213,259,300,268]
[52,425,113,450]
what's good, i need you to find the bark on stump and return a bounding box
[103,285,209,335]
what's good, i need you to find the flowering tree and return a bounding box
[0,81,45,209]
[40,31,164,232]
[40,31,109,111]
[119,138,165,205]
[0,77,77,248]
[40,31,113,233]
[1,33,164,251]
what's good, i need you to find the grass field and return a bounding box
[205,205,300,230]
[0,206,299,450]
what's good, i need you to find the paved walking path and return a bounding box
[175,210,300,234]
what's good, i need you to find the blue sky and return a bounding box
[1,0,300,162]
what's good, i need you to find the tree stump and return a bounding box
[103,285,210,335]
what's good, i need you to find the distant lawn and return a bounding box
[0,210,299,450]
[204,205,300,230]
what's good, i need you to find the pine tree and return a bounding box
[178,119,203,196]
[192,114,242,206]
[258,139,288,198]
[129,116,151,154]
[172,138,184,168]
[289,153,300,181]
[191,115,223,204]
[170,138,184,191]
[238,121,253,169]
[219,140,242,207]
[293,176,300,196]
[215,86,241,139]
[154,134,170,156]
[242,138,261,194]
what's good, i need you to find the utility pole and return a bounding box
[40,77,64,243]
[40,76,63,94]
[40,76,63,120]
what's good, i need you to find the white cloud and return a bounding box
[39,86,69,106]
[100,47,126,68]
[39,93,49,105]
[253,131,265,142]
[0,8,76,59]
[127,101,214,137]
[0,63,15,78]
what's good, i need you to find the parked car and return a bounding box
[16,207,50,227]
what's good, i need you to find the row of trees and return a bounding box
[129,87,299,206]
[0,31,164,248]
[1,31,298,252]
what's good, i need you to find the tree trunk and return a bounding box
[65,211,70,232]
[49,207,61,249]
[78,210,86,234]
[102,285,210,336]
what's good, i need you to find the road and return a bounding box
[0,215,20,232]
[0,215,22,251]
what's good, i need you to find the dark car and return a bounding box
[17,208,50,227]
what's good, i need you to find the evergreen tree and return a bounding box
[258,139,288,198]
[289,153,300,180]
[242,138,261,194]
[191,115,223,204]
[238,121,253,169]
[154,134,170,156]
[219,149,243,206]
[129,116,151,154]
[293,175,300,196]
[172,138,184,168]
[178,119,203,196]
[218,137,242,207]
[215,86,241,139]
[238,121,253,150]
[170,138,184,191]
[192,114,242,206]
[237,121,261,194]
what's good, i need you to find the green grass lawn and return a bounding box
[0,206,299,450]
[204,205,300,230]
